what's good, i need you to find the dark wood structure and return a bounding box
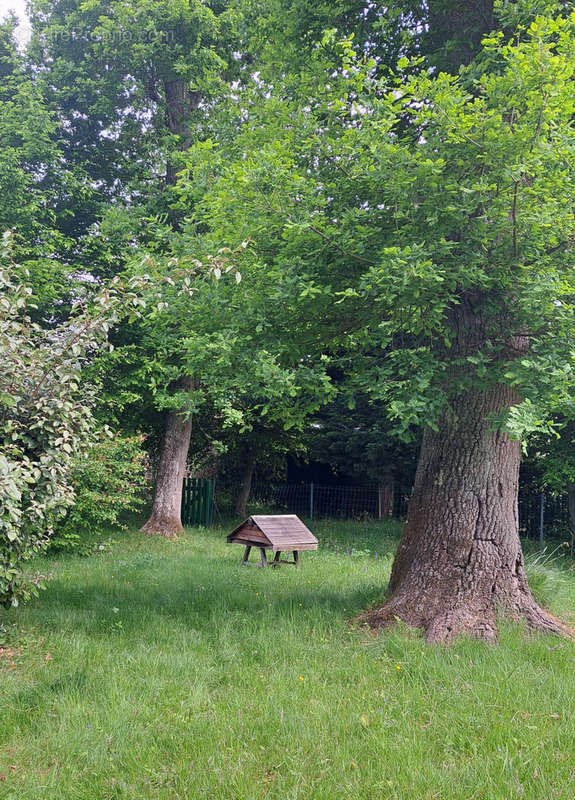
[227,515,318,567]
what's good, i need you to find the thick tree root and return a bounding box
[140,517,184,538]
[358,590,572,644]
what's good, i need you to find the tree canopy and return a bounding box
[3,0,575,641]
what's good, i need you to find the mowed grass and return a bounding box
[1,519,575,800]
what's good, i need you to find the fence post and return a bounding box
[539,492,545,553]
[207,479,214,527]
[310,483,314,532]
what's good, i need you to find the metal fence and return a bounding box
[214,481,411,526]
[213,480,573,545]
[519,489,572,544]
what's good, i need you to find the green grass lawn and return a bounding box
[1,520,575,800]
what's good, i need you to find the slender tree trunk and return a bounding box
[378,468,395,518]
[362,298,569,643]
[141,79,200,535]
[235,450,256,517]
[164,79,200,187]
[141,377,193,537]
[427,0,495,72]
[568,482,575,557]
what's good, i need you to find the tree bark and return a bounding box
[361,297,569,643]
[378,467,395,518]
[427,0,495,72]
[164,78,201,187]
[141,377,194,537]
[140,79,200,536]
[235,450,256,517]
[568,482,575,556]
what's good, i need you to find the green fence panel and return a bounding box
[181,478,214,527]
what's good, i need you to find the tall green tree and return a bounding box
[185,13,575,641]
[95,230,334,534]
[27,0,240,258]
[0,15,73,314]
[26,0,392,535]
[26,0,243,534]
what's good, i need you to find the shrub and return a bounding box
[50,432,149,552]
[0,245,102,606]
[0,234,146,607]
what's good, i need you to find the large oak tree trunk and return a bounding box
[362,0,571,644]
[362,297,568,643]
[141,377,193,537]
[363,386,565,642]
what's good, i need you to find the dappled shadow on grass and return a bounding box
[15,524,572,648]
[15,547,392,644]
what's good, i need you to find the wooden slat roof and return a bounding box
[227,515,318,551]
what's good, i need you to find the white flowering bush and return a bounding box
[0,233,116,607]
